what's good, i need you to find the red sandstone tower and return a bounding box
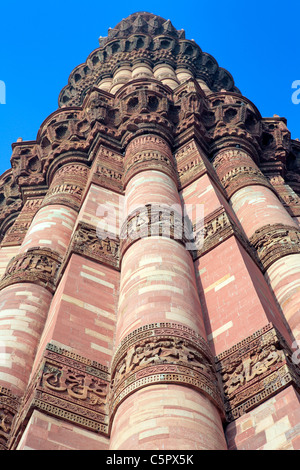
[0,12,300,451]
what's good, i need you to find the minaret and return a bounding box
[0,12,299,451]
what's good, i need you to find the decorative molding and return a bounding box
[123,148,177,188]
[1,198,44,247]
[120,204,192,258]
[215,323,300,422]
[193,206,262,268]
[58,222,120,280]
[110,322,224,420]
[9,344,110,448]
[87,144,124,195]
[212,149,273,198]
[0,387,20,450]
[0,247,62,293]
[41,163,89,212]
[266,174,300,218]
[174,139,206,189]
[249,223,300,271]
[220,165,273,198]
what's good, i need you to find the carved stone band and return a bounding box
[212,148,274,198]
[220,166,273,198]
[123,149,177,188]
[192,206,262,269]
[42,163,89,211]
[110,322,224,419]
[215,323,300,422]
[249,223,300,271]
[174,139,206,190]
[60,221,120,275]
[9,343,110,448]
[0,248,62,293]
[120,204,194,257]
[0,387,20,450]
[124,133,176,186]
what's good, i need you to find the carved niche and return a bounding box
[0,171,23,242]
[114,81,175,146]
[260,118,291,165]
[11,142,44,187]
[173,80,209,141]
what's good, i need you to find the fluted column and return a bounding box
[0,161,88,399]
[109,134,227,450]
[212,147,300,340]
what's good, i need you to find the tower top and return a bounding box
[58,11,240,107]
[101,11,185,46]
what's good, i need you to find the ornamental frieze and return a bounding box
[88,145,124,194]
[215,324,300,422]
[1,198,44,247]
[174,139,206,189]
[123,149,177,188]
[41,163,89,211]
[59,222,120,276]
[110,323,224,419]
[249,223,300,271]
[220,166,273,198]
[122,129,178,182]
[266,175,300,218]
[125,134,172,160]
[0,387,20,450]
[0,248,62,293]
[192,206,261,267]
[9,344,110,448]
[212,148,260,174]
[120,204,192,256]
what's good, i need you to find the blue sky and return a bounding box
[0,0,299,175]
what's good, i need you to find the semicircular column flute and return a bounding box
[212,147,300,341]
[109,134,227,450]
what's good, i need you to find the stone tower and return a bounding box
[0,12,300,450]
